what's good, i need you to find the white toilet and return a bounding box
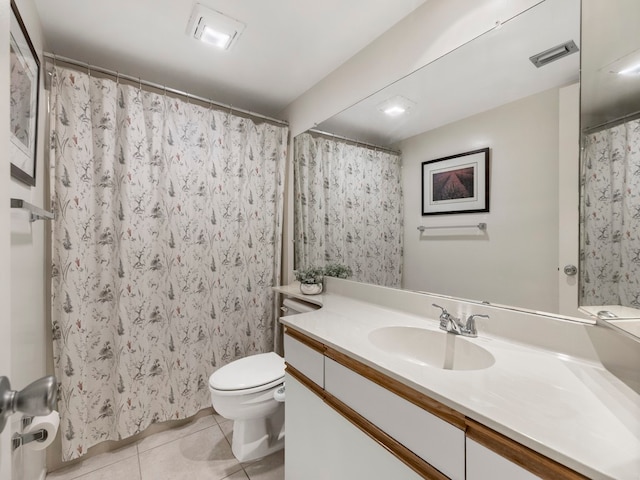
[209,298,319,462]
[209,352,286,462]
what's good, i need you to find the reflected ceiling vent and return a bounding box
[529,40,579,68]
[186,4,245,51]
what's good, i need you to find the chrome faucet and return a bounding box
[432,304,488,338]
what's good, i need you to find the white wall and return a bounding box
[1,0,13,478]
[401,88,560,312]
[9,0,48,478]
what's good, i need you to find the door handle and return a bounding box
[0,375,57,433]
[563,264,578,276]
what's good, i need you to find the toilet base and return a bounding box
[231,403,285,462]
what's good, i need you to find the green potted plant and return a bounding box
[294,266,324,295]
[323,263,353,279]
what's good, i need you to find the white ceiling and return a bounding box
[33,0,426,117]
[581,0,640,130]
[319,0,580,146]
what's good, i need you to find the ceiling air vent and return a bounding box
[186,4,245,51]
[529,40,579,68]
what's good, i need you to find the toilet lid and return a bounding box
[209,352,284,391]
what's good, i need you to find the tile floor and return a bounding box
[45,413,284,480]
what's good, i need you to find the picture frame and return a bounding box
[421,148,490,216]
[9,0,40,187]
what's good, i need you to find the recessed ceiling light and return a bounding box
[377,96,416,117]
[186,4,245,51]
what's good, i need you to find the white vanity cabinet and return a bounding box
[283,327,587,480]
[285,373,424,480]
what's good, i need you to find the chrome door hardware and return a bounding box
[563,264,578,276]
[0,375,57,433]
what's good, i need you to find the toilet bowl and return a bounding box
[209,297,320,462]
[209,352,285,462]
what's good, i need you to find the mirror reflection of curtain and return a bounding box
[49,66,287,460]
[581,119,640,307]
[294,132,403,287]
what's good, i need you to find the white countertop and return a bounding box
[276,287,640,480]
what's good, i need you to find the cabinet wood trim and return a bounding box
[325,346,466,430]
[285,363,325,398]
[284,327,326,353]
[465,419,589,480]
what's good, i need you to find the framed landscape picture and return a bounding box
[421,148,490,216]
[9,0,40,187]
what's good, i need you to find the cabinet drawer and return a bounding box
[466,438,540,480]
[325,358,465,480]
[284,333,324,387]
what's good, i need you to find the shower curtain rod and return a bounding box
[43,52,289,127]
[583,109,640,134]
[307,128,401,156]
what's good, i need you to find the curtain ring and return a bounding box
[87,62,91,77]
[116,71,120,87]
[138,77,142,91]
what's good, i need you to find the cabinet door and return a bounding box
[285,373,423,480]
[324,358,465,480]
[466,438,541,480]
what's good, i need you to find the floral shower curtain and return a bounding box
[294,132,403,287]
[580,118,640,307]
[49,66,287,461]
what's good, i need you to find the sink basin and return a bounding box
[368,326,495,371]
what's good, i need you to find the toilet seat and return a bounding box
[209,352,284,396]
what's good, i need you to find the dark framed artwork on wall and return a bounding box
[421,148,490,216]
[9,0,40,187]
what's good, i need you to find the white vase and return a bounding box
[300,283,323,295]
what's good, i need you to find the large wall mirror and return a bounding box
[293,0,640,340]
[579,0,640,337]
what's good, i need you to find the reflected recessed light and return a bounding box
[187,4,245,51]
[377,96,416,117]
[618,63,640,76]
[384,105,407,117]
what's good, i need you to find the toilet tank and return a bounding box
[281,298,320,316]
[275,298,320,355]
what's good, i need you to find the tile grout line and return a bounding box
[136,443,143,480]
[47,445,139,480]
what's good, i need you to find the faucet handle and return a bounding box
[432,304,450,330]
[432,303,447,315]
[463,314,489,337]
